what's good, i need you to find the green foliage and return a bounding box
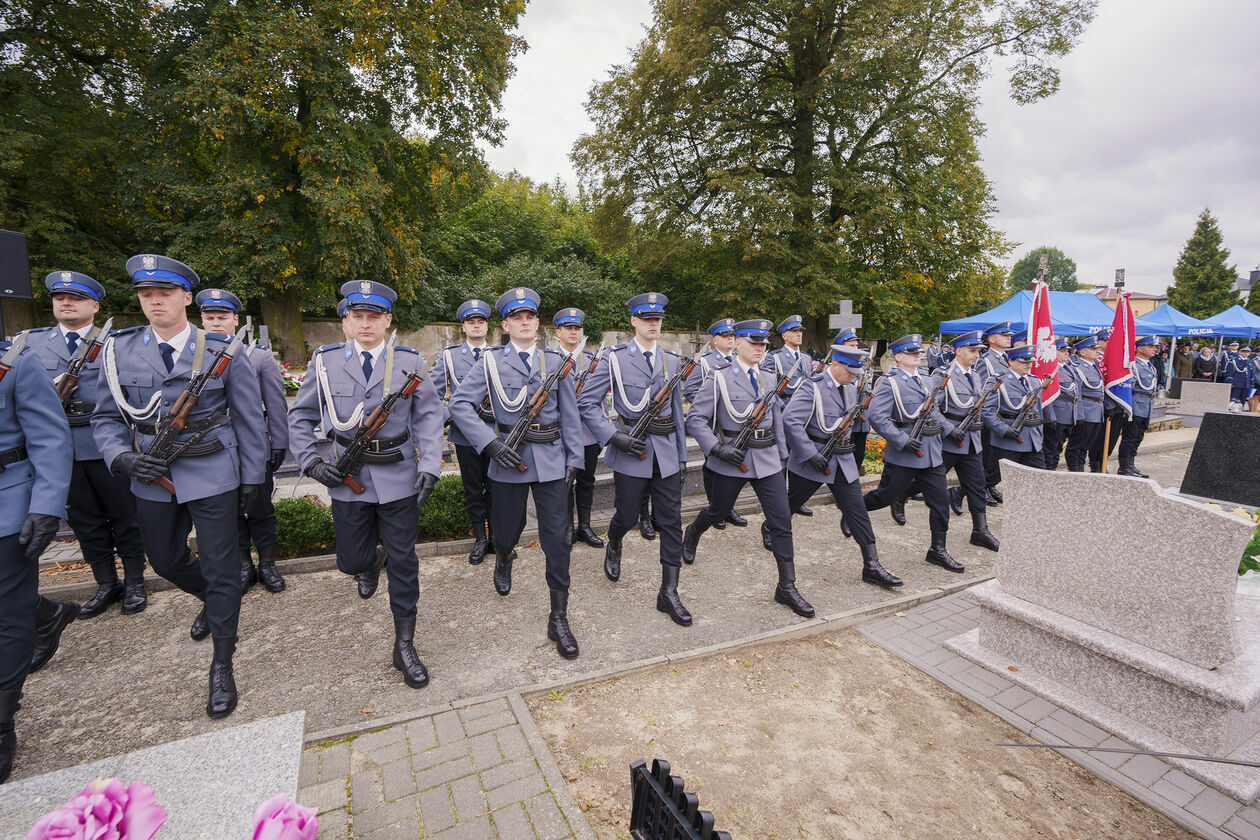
[1008,247,1082,293]
[1167,209,1240,319]
[417,474,472,540]
[273,496,336,559]
[1246,278,1260,318]
[1239,526,1260,576]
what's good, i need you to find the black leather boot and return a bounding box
[239,547,258,591]
[30,596,77,673]
[604,533,622,582]
[795,505,813,516]
[575,508,604,548]
[988,486,1003,504]
[78,580,123,619]
[860,543,902,587]
[760,522,773,552]
[121,581,148,615]
[949,486,965,516]
[925,531,965,572]
[840,514,852,538]
[725,510,748,527]
[357,546,386,599]
[190,601,210,641]
[0,689,19,784]
[206,636,238,718]
[565,495,576,546]
[547,590,579,659]
[969,509,1000,552]
[681,522,702,564]
[774,561,815,618]
[494,548,513,596]
[891,495,908,526]
[256,546,285,592]
[656,566,692,626]
[639,497,656,540]
[468,520,489,565]
[392,617,430,688]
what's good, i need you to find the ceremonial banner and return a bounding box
[1101,291,1136,418]
[1029,278,1060,407]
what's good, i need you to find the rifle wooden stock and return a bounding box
[506,356,577,473]
[735,364,795,473]
[574,355,600,396]
[822,391,874,476]
[953,379,1003,449]
[335,365,430,493]
[633,356,699,460]
[907,372,950,457]
[155,476,176,494]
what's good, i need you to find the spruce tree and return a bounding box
[1246,276,1260,317]
[1167,209,1239,319]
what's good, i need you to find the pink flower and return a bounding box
[251,794,317,840]
[25,778,166,840]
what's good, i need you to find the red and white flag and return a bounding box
[1029,278,1060,406]
[1101,292,1136,418]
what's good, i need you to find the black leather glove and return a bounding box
[1003,427,1023,441]
[564,466,579,490]
[238,483,262,515]
[608,431,645,457]
[415,471,438,507]
[485,439,523,471]
[19,513,60,561]
[267,449,287,472]
[112,451,168,484]
[304,459,345,489]
[711,443,744,466]
[807,453,829,473]
[947,428,965,443]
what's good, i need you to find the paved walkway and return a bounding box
[860,593,1260,840]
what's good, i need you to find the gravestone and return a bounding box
[1175,380,1231,417]
[1181,411,1260,506]
[946,465,1260,800]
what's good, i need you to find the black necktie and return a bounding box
[473,347,481,361]
[645,351,654,375]
[158,342,175,373]
[519,350,531,372]
[966,370,976,392]
[748,368,759,396]
[724,355,732,364]
[66,331,80,357]
[362,350,373,382]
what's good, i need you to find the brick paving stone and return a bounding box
[1088,737,1135,769]
[464,710,518,738]
[495,727,531,762]
[301,749,320,787]
[459,698,511,722]
[1223,816,1260,840]
[925,628,958,644]
[1160,768,1207,796]
[481,757,540,791]
[953,667,1007,698]
[486,773,549,811]
[407,718,439,753]
[522,793,570,840]
[962,666,1012,694]
[321,742,352,781]
[380,757,416,802]
[1149,778,1195,808]
[415,756,477,792]
[937,656,972,676]
[1185,788,1241,827]
[314,807,348,839]
[1031,719,1099,751]
[357,740,408,768]
[435,710,466,745]
[939,615,976,633]
[1117,754,1170,787]
[351,768,385,813]
[991,686,1035,711]
[1012,697,1056,723]
[413,742,471,773]
[918,647,956,667]
[354,726,406,754]
[451,774,489,821]
[1234,805,1260,828]
[300,778,349,815]
[1047,709,1110,744]
[490,803,536,840]
[353,794,420,835]
[418,786,457,835]
[468,731,504,770]
[433,815,495,840]
[362,815,421,840]
[916,621,947,637]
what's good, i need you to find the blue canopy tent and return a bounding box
[1206,304,1260,339]
[939,290,1118,336]
[1133,304,1220,338]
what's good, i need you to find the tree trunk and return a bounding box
[261,286,307,363]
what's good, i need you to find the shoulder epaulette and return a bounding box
[21,326,55,335]
[663,348,681,358]
[315,342,345,354]
[395,345,419,355]
[110,325,146,338]
[205,332,231,343]
[612,343,629,352]
[443,344,461,351]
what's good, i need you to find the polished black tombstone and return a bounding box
[1180,411,1260,506]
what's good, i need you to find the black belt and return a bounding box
[333,430,410,465]
[721,428,777,449]
[476,403,496,424]
[0,446,27,472]
[646,416,676,436]
[498,421,561,444]
[1082,395,1102,403]
[999,412,1042,427]
[892,419,943,436]
[807,430,853,453]
[1134,390,1155,397]
[65,400,95,426]
[134,413,229,436]
[944,412,968,422]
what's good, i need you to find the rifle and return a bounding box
[732,354,804,472]
[501,350,578,473]
[820,362,874,475]
[906,371,951,458]
[334,355,437,494]
[627,352,702,458]
[57,317,114,405]
[0,333,29,385]
[573,342,604,396]
[950,376,1003,449]
[1007,374,1054,444]
[144,327,247,495]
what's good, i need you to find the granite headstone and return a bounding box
[1181,411,1260,506]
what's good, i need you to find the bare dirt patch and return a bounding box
[527,627,1195,840]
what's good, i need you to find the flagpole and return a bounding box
[1101,417,1112,474]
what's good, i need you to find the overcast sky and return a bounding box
[482,0,1260,297]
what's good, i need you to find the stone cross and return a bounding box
[828,299,863,334]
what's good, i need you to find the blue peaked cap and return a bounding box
[195,288,242,312]
[127,254,199,291]
[45,270,104,301]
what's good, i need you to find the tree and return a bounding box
[1007,247,1081,293]
[575,0,1095,338]
[1246,274,1259,317]
[1167,209,1239,320]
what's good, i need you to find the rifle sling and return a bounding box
[497,421,561,443]
[134,413,229,436]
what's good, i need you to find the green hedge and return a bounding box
[274,496,336,559]
[418,473,472,540]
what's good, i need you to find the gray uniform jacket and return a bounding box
[246,345,289,450]
[760,346,809,405]
[288,342,443,505]
[683,347,733,402]
[566,348,601,448]
[1071,358,1105,422]
[865,369,949,469]
[0,343,72,537]
[429,342,493,448]
[1049,363,1079,425]
[938,361,986,456]
[23,324,107,460]
[782,373,860,485]
[978,348,1010,385]
[686,362,787,479]
[1131,357,1158,419]
[578,343,686,478]
[449,345,584,484]
[92,327,268,504]
[982,372,1045,453]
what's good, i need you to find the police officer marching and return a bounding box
[196,290,289,594]
[23,272,149,619]
[289,281,443,689]
[683,318,746,530]
[1042,337,1076,471]
[977,322,1013,504]
[0,328,73,783]
[938,331,999,552]
[552,308,605,550]
[449,288,585,659]
[1064,335,1104,472]
[92,254,268,718]
[782,343,903,587]
[682,319,815,619]
[1117,336,1160,477]
[834,328,872,474]
[577,293,691,626]
[982,344,1047,471]
[429,299,498,565]
[761,314,814,515]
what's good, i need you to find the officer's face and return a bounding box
[955,345,981,366]
[736,337,767,365]
[1136,345,1158,359]
[989,333,1012,350]
[138,287,193,330]
[894,350,921,372]
[51,293,99,329]
[632,315,662,343]
[462,316,488,342]
[1056,348,1069,363]
[1079,347,1100,362]
[782,327,804,348]
[555,323,583,350]
[712,333,736,353]
[503,310,538,343]
[347,308,391,349]
[1010,358,1032,375]
[828,361,855,385]
[200,309,238,336]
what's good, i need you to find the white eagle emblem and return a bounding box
[569,308,576,316]
[515,288,526,299]
[211,289,221,299]
[761,321,770,330]
[60,271,72,283]
[648,293,657,303]
[359,281,372,294]
[142,256,156,271]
